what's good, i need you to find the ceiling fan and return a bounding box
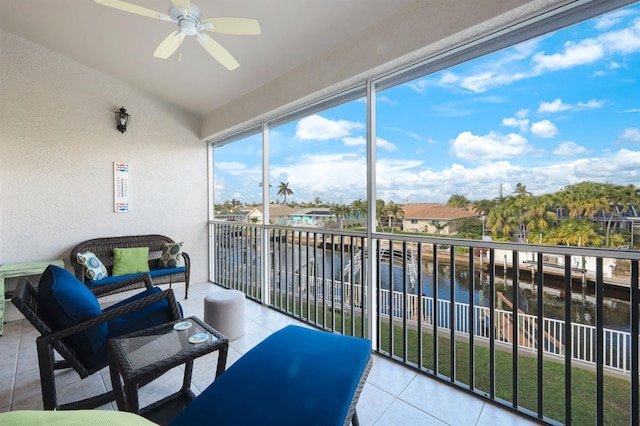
[95,0,261,70]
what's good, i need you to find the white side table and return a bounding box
[0,259,64,335]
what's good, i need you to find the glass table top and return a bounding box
[113,317,220,371]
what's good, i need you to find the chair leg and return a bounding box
[351,410,360,426]
[36,340,58,410]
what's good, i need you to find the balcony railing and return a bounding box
[210,222,640,425]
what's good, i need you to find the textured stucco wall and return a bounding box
[0,28,209,283]
[201,0,573,140]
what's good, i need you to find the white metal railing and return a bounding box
[220,262,633,373]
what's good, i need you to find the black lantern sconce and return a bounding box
[115,106,130,134]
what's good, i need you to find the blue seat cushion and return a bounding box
[88,267,185,286]
[169,325,371,426]
[106,286,183,337]
[37,265,107,367]
[83,287,183,368]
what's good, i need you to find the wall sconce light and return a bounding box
[115,106,130,134]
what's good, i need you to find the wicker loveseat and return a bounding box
[70,234,190,299]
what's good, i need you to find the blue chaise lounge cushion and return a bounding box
[169,325,371,426]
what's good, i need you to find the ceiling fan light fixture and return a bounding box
[179,19,198,36]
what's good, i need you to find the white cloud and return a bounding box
[450,131,530,161]
[552,141,588,156]
[595,9,635,30]
[215,161,247,173]
[538,98,604,113]
[376,148,640,203]
[501,117,530,132]
[257,147,640,204]
[623,108,640,113]
[572,149,640,180]
[428,17,640,94]
[600,18,640,54]
[538,98,572,113]
[405,79,430,95]
[577,99,604,109]
[342,136,365,146]
[377,137,398,151]
[459,71,529,93]
[621,127,640,142]
[515,109,529,119]
[377,96,396,105]
[296,114,363,140]
[269,153,369,203]
[341,135,397,150]
[530,120,558,138]
[532,38,605,72]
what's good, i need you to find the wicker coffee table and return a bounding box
[108,316,228,416]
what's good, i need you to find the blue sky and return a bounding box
[215,4,640,206]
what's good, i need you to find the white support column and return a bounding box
[366,79,378,349]
[261,122,271,306]
[208,143,215,282]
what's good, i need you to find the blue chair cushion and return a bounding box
[87,267,185,286]
[106,287,183,338]
[82,287,183,369]
[37,265,107,366]
[169,325,371,426]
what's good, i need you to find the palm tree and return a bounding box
[447,194,470,209]
[560,182,640,246]
[375,199,386,228]
[386,202,404,233]
[486,202,514,239]
[350,199,367,222]
[513,182,533,198]
[521,195,557,241]
[277,182,293,203]
[472,199,495,216]
[547,219,603,246]
[314,197,322,206]
[330,203,350,229]
[432,221,445,235]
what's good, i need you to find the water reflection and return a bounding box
[233,242,632,332]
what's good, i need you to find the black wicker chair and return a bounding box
[11,274,182,410]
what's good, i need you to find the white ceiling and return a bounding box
[0,0,416,117]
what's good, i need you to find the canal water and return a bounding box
[260,243,633,332]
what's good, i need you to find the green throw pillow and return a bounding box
[112,247,150,276]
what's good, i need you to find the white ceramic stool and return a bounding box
[204,290,245,340]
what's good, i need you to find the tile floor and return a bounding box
[0,281,539,425]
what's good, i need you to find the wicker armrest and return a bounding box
[38,289,181,345]
[90,273,154,298]
[181,252,191,271]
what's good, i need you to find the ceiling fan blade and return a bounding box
[202,17,261,35]
[196,33,240,70]
[94,0,171,21]
[171,0,191,15]
[153,31,186,59]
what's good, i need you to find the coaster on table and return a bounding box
[189,333,209,344]
[173,321,193,331]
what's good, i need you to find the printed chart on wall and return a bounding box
[114,162,131,212]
